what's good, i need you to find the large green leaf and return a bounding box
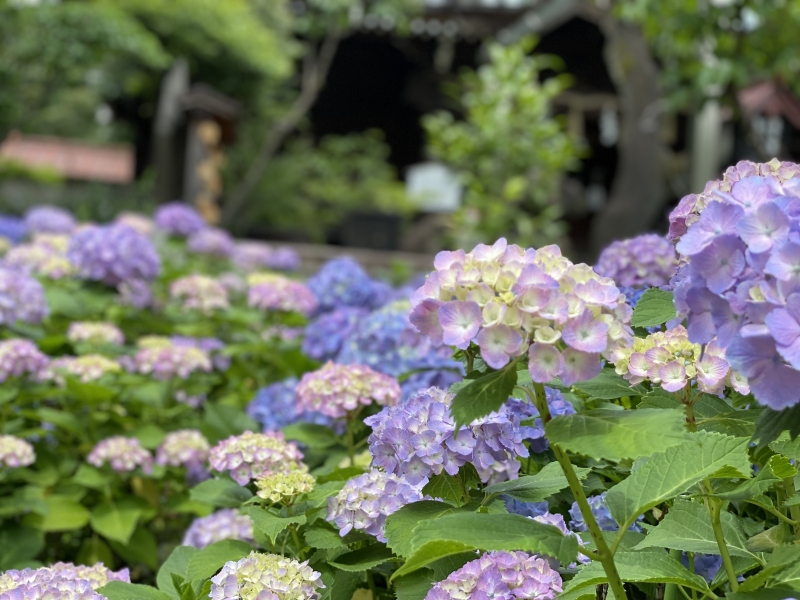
[157,546,197,600]
[606,433,751,530]
[384,501,465,557]
[241,507,304,545]
[770,436,800,460]
[391,541,474,581]
[573,370,646,399]
[562,549,710,595]
[633,499,757,559]
[189,479,252,508]
[715,454,793,501]
[483,461,589,503]
[303,523,369,549]
[450,364,518,427]
[328,546,396,572]
[26,495,90,532]
[90,500,143,545]
[282,423,339,449]
[108,526,158,570]
[99,582,173,600]
[185,540,253,582]
[203,403,259,440]
[754,404,800,447]
[545,409,689,461]
[0,524,43,570]
[630,289,677,327]
[738,544,800,592]
[393,571,436,600]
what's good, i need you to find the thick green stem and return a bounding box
[664,550,681,600]
[782,477,800,540]
[702,482,738,591]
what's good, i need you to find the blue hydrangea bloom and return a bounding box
[0,215,27,243]
[569,492,643,532]
[619,285,650,308]
[68,224,161,286]
[505,387,576,453]
[307,257,389,313]
[246,378,339,432]
[681,553,722,583]
[505,499,550,518]
[302,307,368,361]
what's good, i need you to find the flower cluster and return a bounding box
[0,266,49,325]
[0,215,27,243]
[209,431,303,485]
[531,512,590,568]
[45,355,122,384]
[24,206,76,235]
[0,339,49,383]
[171,336,229,370]
[156,430,210,468]
[505,387,576,453]
[231,242,300,272]
[246,379,339,432]
[67,322,125,346]
[187,227,235,257]
[209,552,323,600]
[247,273,318,316]
[613,325,747,395]
[0,562,130,600]
[302,307,368,361]
[424,551,562,600]
[365,387,530,485]
[87,436,153,473]
[595,234,677,287]
[115,212,155,236]
[117,278,153,308]
[307,257,389,313]
[326,469,425,542]
[569,492,643,533]
[68,224,161,286]
[5,234,73,279]
[170,274,230,313]
[134,342,212,380]
[154,202,206,236]
[182,509,255,549]
[255,463,315,503]
[411,239,633,386]
[682,553,722,583]
[0,434,36,468]
[296,362,400,419]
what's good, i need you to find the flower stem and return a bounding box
[702,481,738,591]
[782,476,800,540]
[664,550,681,600]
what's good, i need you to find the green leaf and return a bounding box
[770,435,800,460]
[727,592,799,600]
[303,523,369,549]
[185,540,253,582]
[203,403,258,440]
[108,526,158,570]
[65,377,116,403]
[738,543,800,592]
[282,423,339,449]
[189,479,252,508]
[754,404,800,447]
[747,523,791,552]
[328,546,395,571]
[384,501,464,557]
[25,495,90,532]
[545,409,689,461]
[90,500,143,545]
[391,541,474,581]
[100,582,173,600]
[35,408,86,438]
[715,454,792,501]
[573,369,646,399]
[241,507,304,545]
[562,549,710,595]
[0,524,43,570]
[606,433,751,529]
[132,424,167,450]
[393,570,436,600]
[422,473,467,506]
[633,499,757,559]
[630,289,677,327]
[450,364,518,427]
[157,546,197,599]
[483,461,590,502]
[71,464,112,490]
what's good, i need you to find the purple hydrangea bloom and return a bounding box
[307,257,389,313]
[302,307,368,361]
[247,274,318,316]
[87,436,153,474]
[187,227,235,257]
[231,241,301,272]
[569,492,643,533]
[134,339,212,379]
[170,274,230,314]
[0,562,130,600]
[156,429,210,468]
[365,387,530,486]
[246,378,339,432]
[595,234,678,288]
[681,553,722,583]
[424,551,562,600]
[171,336,229,371]
[68,224,161,286]
[117,278,153,309]
[208,431,303,485]
[0,339,49,382]
[154,202,206,236]
[24,206,76,234]
[0,266,49,325]
[0,215,28,243]
[182,509,255,549]
[505,387,576,453]
[67,322,125,346]
[0,434,36,468]
[505,499,549,518]
[326,469,425,542]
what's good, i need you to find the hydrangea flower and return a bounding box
[326,469,425,542]
[182,509,255,549]
[569,492,643,533]
[365,387,531,485]
[24,206,76,234]
[613,325,746,395]
[246,378,340,432]
[114,212,155,236]
[296,362,400,419]
[0,215,28,243]
[530,512,591,568]
[67,322,125,346]
[156,430,210,468]
[0,434,36,468]
[117,278,153,309]
[247,273,318,316]
[232,242,300,272]
[0,562,130,599]
[5,235,74,279]
[0,266,49,325]
[68,224,161,286]
[171,336,229,371]
[681,553,722,583]
[154,202,206,236]
[424,551,562,600]
[505,499,549,518]
[307,257,389,313]
[619,286,650,308]
[209,431,303,485]
[188,227,235,257]
[505,387,576,453]
[209,552,323,600]
[87,436,153,474]
[410,239,633,386]
[170,275,230,314]
[134,343,212,380]
[255,463,315,503]
[301,307,368,361]
[0,339,49,382]
[218,272,247,294]
[595,234,678,288]
[45,355,121,384]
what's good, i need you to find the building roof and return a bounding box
[0,132,134,184]
[738,80,800,130]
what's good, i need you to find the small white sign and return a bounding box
[406,162,462,213]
